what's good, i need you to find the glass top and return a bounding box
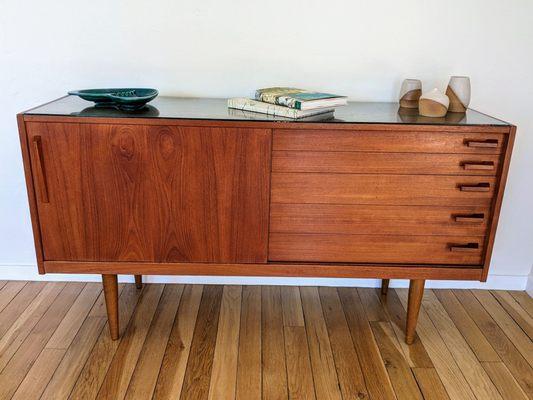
[24,95,509,126]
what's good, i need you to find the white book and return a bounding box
[227,98,334,119]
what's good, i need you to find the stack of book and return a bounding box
[228,87,347,120]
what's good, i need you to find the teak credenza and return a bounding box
[18,96,515,344]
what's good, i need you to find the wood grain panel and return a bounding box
[273,150,501,175]
[269,233,485,265]
[26,122,271,263]
[271,203,489,236]
[273,129,505,154]
[272,173,496,207]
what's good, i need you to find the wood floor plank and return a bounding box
[0,282,45,339]
[152,285,203,400]
[423,290,502,400]
[318,287,368,399]
[124,284,184,400]
[371,321,424,399]
[434,289,500,362]
[46,283,101,349]
[41,316,106,400]
[491,290,533,340]
[281,286,305,327]
[482,362,529,400]
[453,289,533,398]
[208,285,242,400]
[236,286,262,400]
[509,291,533,318]
[180,285,224,400]
[338,287,397,400]
[12,283,101,400]
[358,287,388,322]
[0,281,7,290]
[379,288,434,368]
[40,286,124,400]
[0,281,26,314]
[0,282,66,372]
[285,326,316,400]
[413,368,451,400]
[10,348,65,400]
[262,285,288,400]
[97,283,164,400]
[395,288,478,400]
[0,282,83,400]
[300,287,342,400]
[472,290,533,366]
[68,284,143,400]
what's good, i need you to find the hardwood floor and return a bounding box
[0,282,531,400]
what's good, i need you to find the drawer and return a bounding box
[273,129,505,154]
[271,173,496,207]
[270,204,490,236]
[273,151,500,176]
[268,233,485,265]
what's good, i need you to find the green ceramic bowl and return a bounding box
[68,88,159,111]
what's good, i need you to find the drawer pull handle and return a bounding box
[462,161,495,171]
[454,213,485,223]
[466,139,499,148]
[32,136,49,203]
[449,243,479,252]
[460,183,490,192]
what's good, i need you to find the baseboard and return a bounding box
[0,264,529,290]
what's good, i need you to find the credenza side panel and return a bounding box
[25,122,271,263]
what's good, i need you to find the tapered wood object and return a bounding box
[134,275,142,289]
[405,279,425,344]
[446,76,471,113]
[102,274,119,340]
[381,279,390,296]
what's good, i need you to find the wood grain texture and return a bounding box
[44,260,484,280]
[273,129,506,154]
[371,321,424,399]
[338,287,396,400]
[396,288,478,400]
[434,289,500,362]
[124,284,183,400]
[0,281,27,314]
[271,203,490,236]
[26,122,271,263]
[269,233,485,265]
[180,285,224,400]
[1,283,531,400]
[97,284,164,400]
[491,290,533,340]
[261,286,288,400]
[68,284,143,400]
[273,150,501,175]
[299,287,342,400]
[0,282,83,400]
[421,290,502,399]
[0,282,44,338]
[453,289,533,398]
[272,173,496,207]
[318,287,369,399]
[412,368,451,400]
[208,286,242,400]
[236,286,262,400]
[152,285,203,400]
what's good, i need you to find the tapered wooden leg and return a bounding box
[102,274,119,340]
[381,279,390,296]
[405,279,425,344]
[134,275,142,289]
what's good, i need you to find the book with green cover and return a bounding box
[255,87,347,110]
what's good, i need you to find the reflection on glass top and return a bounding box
[24,95,509,126]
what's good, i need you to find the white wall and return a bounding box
[1,0,532,288]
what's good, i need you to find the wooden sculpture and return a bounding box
[399,79,422,108]
[419,88,449,117]
[446,76,471,112]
